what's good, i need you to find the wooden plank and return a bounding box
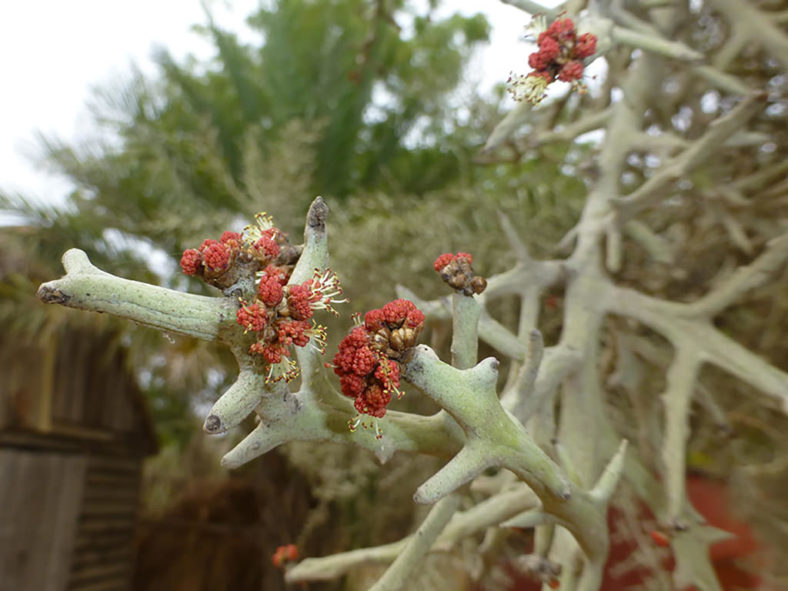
[36,339,57,432]
[69,577,129,591]
[0,449,88,591]
[80,498,138,512]
[77,521,135,537]
[88,455,139,470]
[68,562,130,584]
[82,489,140,504]
[70,547,132,570]
[73,532,133,553]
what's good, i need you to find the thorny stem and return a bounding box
[368,493,462,591]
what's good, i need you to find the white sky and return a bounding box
[0,1,533,207]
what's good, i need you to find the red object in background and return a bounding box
[272,544,299,568]
[505,474,766,590]
[650,529,671,548]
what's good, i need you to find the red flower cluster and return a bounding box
[650,530,671,548]
[272,544,299,568]
[179,213,290,289]
[433,251,473,272]
[434,252,487,296]
[238,265,344,383]
[508,16,597,104]
[332,299,425,419]
[180,212,345,382]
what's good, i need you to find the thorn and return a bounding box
[307,196,328,229]
[204,414,223,433]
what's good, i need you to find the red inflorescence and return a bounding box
[575,33,597,59]
[200,239,232,271]
[530,35,560,69]
[237,303,268,333]
[546,16,575,41]
[180,215,285,287]
[261,343,287,365]
[339,373,365,398]
[278,319,311,348]
[254,235,280,259]
[363,308,386,332]
[527,17,591,84]
[258,274,285,307]
[650,530,671,548]
[374,358,400,387]
[263,265,289,285]
[272,544,299,568]
[181,213,341,384]
[434,252,473,272]
[180,249,202,276]
[381,298,425,328]
[510,16,597,104]
[333,300,424,419]
[220,231,242,245]
[238,267,340,381]
[355,383,391,418]
[287,283,314,321]
[558,61,584,82]
[433,252,455,272]
[351,346,378,376]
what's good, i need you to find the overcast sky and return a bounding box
[0,1,533,206]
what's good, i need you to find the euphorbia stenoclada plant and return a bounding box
[36,197,627,589]
[35,7,788,588]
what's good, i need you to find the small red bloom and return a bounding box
[364,308,386,332]
[558,61,584,82]
[546,17,576,41]
[354,383,390,418]
[287,283,314,320]
[538,35,560,62]
[548,579,560,589]
[258,275,284,307]
[237,303,268,333]
[433,252,455,272]
[335,300,423,419]
[575,33,597,59]
[339,374,365,398]
[278,319,310,348]
[382,298,421,326]
[220,231,242,244]
[272,544,299,567]
[528,51,546,71]
[200,239,231,271]
[352,346,378,376]
[405,307,425,328]
[374,358,400,391]
[509,16,596,104]
[650,530,671,547]
[261,343,288,365]
[254,235,280,259]
[333,326,369,375]
[455,252,473,264]
[180,249,202,275]
[262,265,290,285]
